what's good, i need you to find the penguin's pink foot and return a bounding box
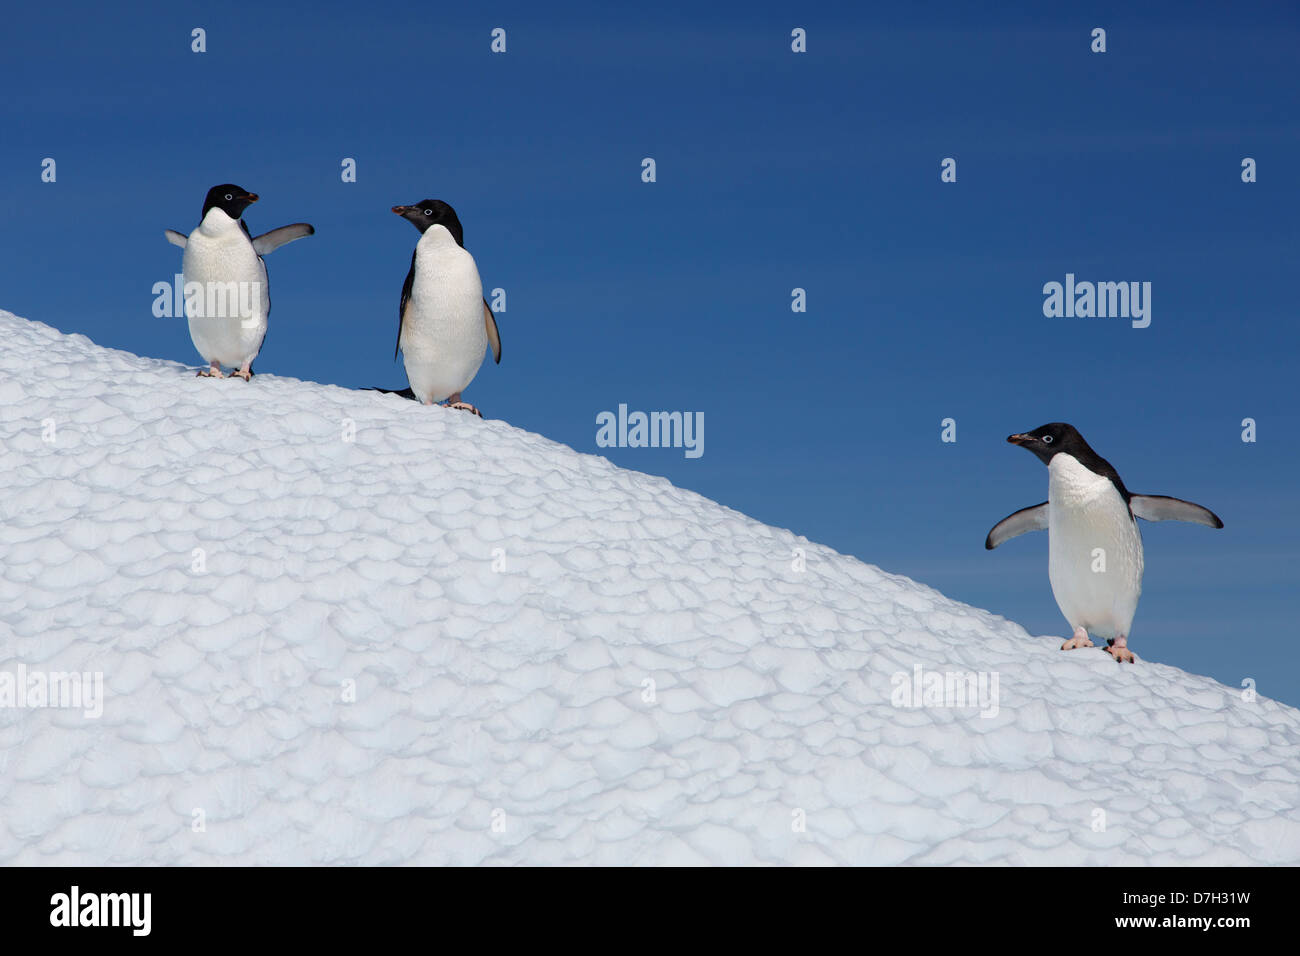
[197,362,224,378]
[1061,627,1094,651]
[230,365,253,382]
[444,393,482,417]
[1104,635,1135,663]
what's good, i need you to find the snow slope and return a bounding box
[0,310,1297,866]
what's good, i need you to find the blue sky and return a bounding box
[3,1,1297,703]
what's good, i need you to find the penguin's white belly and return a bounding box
[400,243,486,404]
[1047,455,1144,639]
[182,232,269,368]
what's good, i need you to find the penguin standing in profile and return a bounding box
[985,423,1223,663]
[391,200,501,416]
[165,184,313,380]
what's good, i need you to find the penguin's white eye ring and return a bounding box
[225,193,233,201]
[423,209,433,216]
[1042,435,1053,444]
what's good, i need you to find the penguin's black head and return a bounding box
[1007,422,1089,466]
[392,200,464,246]
[202,184,259,221]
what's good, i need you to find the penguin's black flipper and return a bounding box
[397,249,417,360]
[483,299,501,363]
[985,502,1049,550]
[365,386,417,401]
[1130,495,1224,528]
[252,223,315,256]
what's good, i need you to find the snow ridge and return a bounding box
[0,311,1297,865]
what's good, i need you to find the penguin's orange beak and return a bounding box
[1007,433,1033,445]
[245,193,259,203]
[392,205,409,215]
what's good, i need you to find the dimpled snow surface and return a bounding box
[0,311,1297,866]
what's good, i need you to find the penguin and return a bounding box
[165,184,313,380]
[391,200,501,416]
[985,423,1223,663]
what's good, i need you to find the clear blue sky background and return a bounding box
[3,1,1297,703]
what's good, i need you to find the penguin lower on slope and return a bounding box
[391,200,501,416]
[165,184,314,381]
[985,423,1223,663]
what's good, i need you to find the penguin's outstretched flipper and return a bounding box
[252,223,315,256]
[985,502,1048,550]
[1129,495,1223,528]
